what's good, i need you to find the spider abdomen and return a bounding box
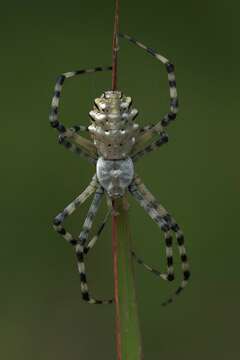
[96,157,134,198]
[88,91,139,159]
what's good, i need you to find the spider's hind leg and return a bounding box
[119,33,179,161]
[161,213,190,306]
[49,66,112,162]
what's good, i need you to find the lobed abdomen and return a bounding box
[88,91,140,160]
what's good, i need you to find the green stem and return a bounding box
[112,197,143,360]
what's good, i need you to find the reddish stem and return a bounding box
[112,200,122,360]
[112,1,121,357]
[112,0,119,91]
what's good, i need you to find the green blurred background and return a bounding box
[0,0,238,359]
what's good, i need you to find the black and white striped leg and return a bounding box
[119,33,178,129]
[130,175,190,306]
[53,180,109,254]
[49,66,112,162]
[139,125,155,133]
[57,124,97,164]
[132,130,169,162]
[53,175,98,245]
[58,136,97,165]
[49,66,112,133]
[129,182,175,282]
[84,209,111,255]
[161,214,190,306]
[58,124,89,143]
[75,186,113,304]
[53,177,113,304]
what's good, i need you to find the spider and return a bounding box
[49,33,190,306]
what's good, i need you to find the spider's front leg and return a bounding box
[53,176,113,304]
[128,180,175,282]
[75,185,113,304]
[49,66,112,163]
[128,175,190,306]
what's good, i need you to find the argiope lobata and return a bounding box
[49,33,190,306]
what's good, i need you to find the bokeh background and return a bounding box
[0,0,238,359]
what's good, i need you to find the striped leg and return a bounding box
[84,209,111,255]
[57,124,98,164]
[132,131,169,162]
[58,136,97,165]
[119,33,178,130]
[131,175,190,306]
[139,125,154,133]
[58,125,89,142]
[75,186,113,304]
[129,182,175,282]
[53,175,98,245]
[119,33,178,159]
[49,66,112,161]
[54,182,113,304]
[53,177,110,254]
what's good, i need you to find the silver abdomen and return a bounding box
[88,91,139,160]
[96,157,134,198]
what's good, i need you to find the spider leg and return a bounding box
[119,33,178,159]
[53,177,113,304]
[49,66,112,162]
[53,175,98,245]
[119,33,178,130]
[131,231,174,281]
[139,125,154,133]
[58,136,97,165]
[132,131,169,162]
[75,186,113,304]
[128,181,174,282]
[129,175,190,306]
[84,208,111,255]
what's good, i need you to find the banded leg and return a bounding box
[57,124,97,164]
[75,186,113,304]
[119,33,178,130]
[139,125,154,133]
[131,175,190,306]
[58,124,89,143]
[53,175,98,245]
[49,66,112,133]
[49,66,112,161]
[58,136,97,165]
[132,131,169,162]
[84,209,111,255]
[129,182,175,282]
[119,33,178,159]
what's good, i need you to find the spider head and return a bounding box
[96,157,134,198]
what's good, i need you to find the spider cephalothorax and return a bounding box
[50,33,190,307]
[96,156,134,198]
[88,91,139,160]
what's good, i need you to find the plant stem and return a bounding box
[112,197,143,360]
[112,0,119,91]
[111,1,143,358]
